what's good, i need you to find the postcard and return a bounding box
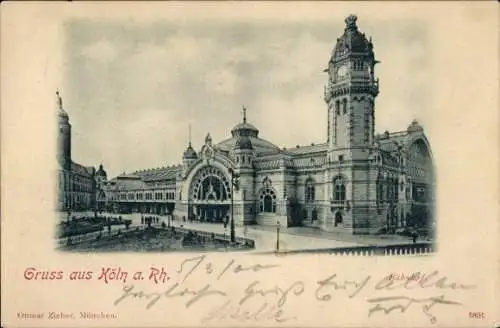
[1,2,498,328]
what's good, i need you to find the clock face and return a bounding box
[337,64,348,78]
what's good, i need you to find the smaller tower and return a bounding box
[233,135,254,168]
[233,107,255,168]
[95,163,108,189]
[182,124,198,171]
[57,90,71,170]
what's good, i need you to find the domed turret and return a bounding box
[96,164,107,178]
[231,106,259,138]
[183,143,198,159]
[331,15,374,62]
[407,120,424,133]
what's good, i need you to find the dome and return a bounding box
[332,15,373,61]
[217,136,279,154]
[96,164,107,177]
[222,106,276,153]
[183,143,198,159]
[231,106,259,138]
[231,122,259,138]
[407,120,424,133]
[234,136,253,150]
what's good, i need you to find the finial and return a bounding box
[345,14,358,30]
[242,106,247,123]
[188,123,192,146]
[56,89,63,110]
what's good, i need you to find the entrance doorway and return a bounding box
[334,211,343,227]
[189,165,233,224]
[195,204,229,223]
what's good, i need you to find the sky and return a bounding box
[62,16,429,178]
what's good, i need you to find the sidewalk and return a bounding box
[73,213,424,251]
[251,225,423,246]
[162,220,362,252]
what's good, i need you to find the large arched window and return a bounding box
[259,188,277,213]
[407,139,434,203]
[305,179,315,203]
[191,166,231,202]
[333,176,346,203]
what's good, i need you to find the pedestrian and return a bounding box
[412,230,417,244]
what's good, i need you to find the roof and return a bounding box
[284,143,329,155]
[375,131,409,152]
[183,144,198,159]
[234,136,253,150]
[70,161,94,177]
[133,165,182,182]
[217,136,281,154]
[108,178,148,191]
[332,15,374,61]
[375,119,427,152]
[253,157,294,170]
[96,164,107,177]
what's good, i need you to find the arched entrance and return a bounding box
[407,138,435,228]
[312,209,318,222]
[334,211,343,227]
[189,165,231,223]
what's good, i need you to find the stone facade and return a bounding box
[96,15,435,234]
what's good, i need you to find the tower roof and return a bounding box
[331,15,374,62]
[407,120,424,133]
[230,106,259,138]
[96,163,107,177]
[56,90,69,121]
[183,143,198,159]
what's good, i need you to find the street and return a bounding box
[59,212,421,253]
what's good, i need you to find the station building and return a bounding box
[63,15,435,233]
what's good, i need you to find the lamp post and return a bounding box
[276,220,280,253]
[228,168,239,244]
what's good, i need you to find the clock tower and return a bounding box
[324,15,379,161]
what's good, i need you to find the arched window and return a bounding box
[335,100,340,115]
[333,176,346,203]
[305,179,315,203]
[259,188,277,213]
[342,99,347,114]
[191,166,231,202]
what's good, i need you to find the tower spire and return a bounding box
[242,105,247,123]
[56,89,63,111]
[188,123,192,146]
